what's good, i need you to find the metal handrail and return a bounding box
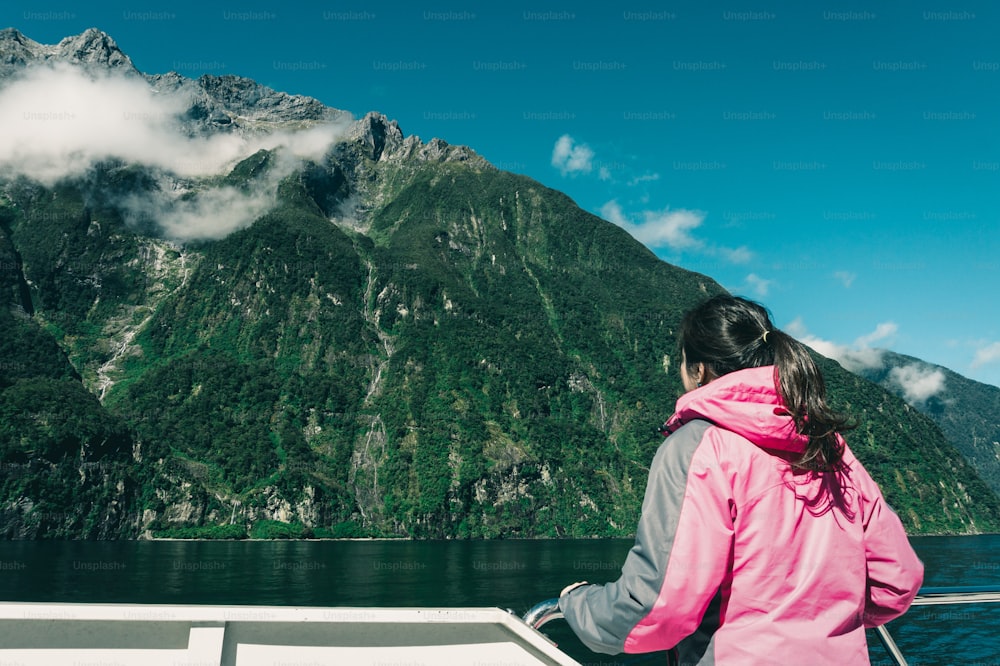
[908,585,1000,606]
[523,586,1000,666]
[522,597,563,630]
[875,585,1000,666]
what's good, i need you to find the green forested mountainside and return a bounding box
[855,351,1000,497]
[0,307,137,538]
[0,194,139,538]
[2,139,999,539]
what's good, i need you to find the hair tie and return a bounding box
[761,330,770,344]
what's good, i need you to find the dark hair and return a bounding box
[679,294,854,472]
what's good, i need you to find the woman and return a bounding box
[559,295,923,665]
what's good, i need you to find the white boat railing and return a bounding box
[874,585,1000,666]
[522,585,1000,665]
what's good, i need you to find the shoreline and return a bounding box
[133,531,1000,542]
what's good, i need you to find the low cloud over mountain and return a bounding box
[0,60,350,240]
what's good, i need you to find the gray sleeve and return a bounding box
[558,420,711,654]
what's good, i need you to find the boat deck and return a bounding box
[0,602,581,665]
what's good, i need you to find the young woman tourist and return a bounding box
[559,295,924,665]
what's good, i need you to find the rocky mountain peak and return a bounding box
[0,27,137,77]
[194,74,343,123]
[0,27,29,47]
[347,111,485,167]
[0,28,42,71]
[55,28,136,72]
[350,112,405,161]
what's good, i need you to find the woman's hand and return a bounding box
[560,581,589,596]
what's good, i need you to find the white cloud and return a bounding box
[856,322,899,349]
[1,64,188,182]
[627,172,661,186]
[0,63,351,240]
[602,200,752,264]
[600,200,628,225]
[788,319,948,403]
[787,317,895,372]
[887,364,946,405]
[119,185,277,242]
[971,341,1000,369]
[742,273,773,297]
[719,246,753,264]
[551,134,594,175]
[833,271,856,288]
[600,200,704,249]
[639,209,705,249]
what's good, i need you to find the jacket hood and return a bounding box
[661,365,807,453]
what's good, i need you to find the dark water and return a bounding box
[0,536,997,665]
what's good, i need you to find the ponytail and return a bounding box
[680,295,853,472]
[767,329,853,471]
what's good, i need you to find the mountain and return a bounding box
[1,28,999,538]
[0,27,137,73]
[853,350,1000,496]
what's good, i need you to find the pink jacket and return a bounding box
[560,366,924,664]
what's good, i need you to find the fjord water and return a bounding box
[0,536,996,665]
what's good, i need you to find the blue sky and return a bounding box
[3,1,999,391]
